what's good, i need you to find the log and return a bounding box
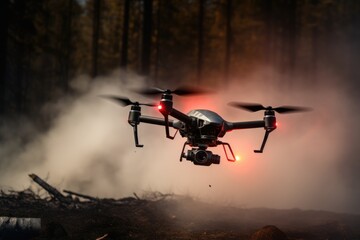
[28,174,69,203]
[133,192,141,200]
[63,190,99,202]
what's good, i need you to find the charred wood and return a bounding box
[28,173,70,204]
[63,189,99,202]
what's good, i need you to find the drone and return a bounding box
[102,86,310,166]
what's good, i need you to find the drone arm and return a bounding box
[139,115,174,127]
[157,95,190,139]
[169,108,192,125]
[227,120,265,131]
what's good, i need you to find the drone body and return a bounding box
[104,87,310,166]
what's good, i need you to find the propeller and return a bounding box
[228,102,312,114]
[135,86,212,96]
[100,95,157,107]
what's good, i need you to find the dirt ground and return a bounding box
[1,189,360,240]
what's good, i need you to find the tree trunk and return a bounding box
[0,0,9,117]
[120,0,130,69]
[224,0,232,84]
[279,0,296,82]
[287,0,297,78]
[141,0,153,76]
[15,0,26,113]
[197,0,205,84]
[263,0,273,66]
[154,0,163,83]
[61,0,73,92]
[92,0,101,78]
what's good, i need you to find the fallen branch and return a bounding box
[133,192,141,200]
[28,174,70,204]
[63,189,99,202]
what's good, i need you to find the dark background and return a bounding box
[1,0,360,213]
[2,0,360,119]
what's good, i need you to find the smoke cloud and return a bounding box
[0,68,356,213]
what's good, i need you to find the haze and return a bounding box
[1,67,357,214]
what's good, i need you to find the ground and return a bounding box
[1,189,360,240]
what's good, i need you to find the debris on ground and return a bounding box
[1,174,360,240]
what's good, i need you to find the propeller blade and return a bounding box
[141,103,157,107]
[273,106,312,114]
[228,101,312,114]
[135,86,211,96]
[228,102,266,112]
[100,95,156,107]
[172,86,212,96]
[135,87,165,96]
[100,95,134,106]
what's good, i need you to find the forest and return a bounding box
[2,3,360,238]
[1,0,360,125]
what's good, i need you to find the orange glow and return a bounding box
[235,155,241,161]
[157,105,162,110]
[179,96,216,113]
[276,122,279,127]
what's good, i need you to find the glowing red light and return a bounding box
[158,105,162,110]
[276,122,279,127]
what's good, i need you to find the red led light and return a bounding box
[158,105,162,110]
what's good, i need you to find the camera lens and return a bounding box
[194,150,208,164]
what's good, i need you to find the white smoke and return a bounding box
[0,68,353,213]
